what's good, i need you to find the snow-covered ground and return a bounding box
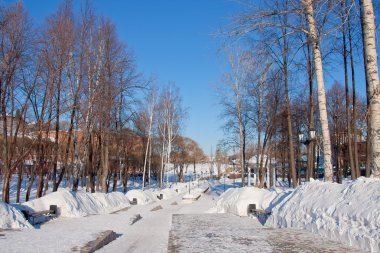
[168,213,362,253]
[0,162,224,204]
[209,177,379,253]
[0,182,214,253]
[0,202,32,229]
[267,177,380,253]
[22,190,131,217]
[0,172,377,252]
[209,186,292,216]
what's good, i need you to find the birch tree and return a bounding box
[219,48,251,187]
[141,88,157,190]
[157,84,185,188]
[360,0,380,178]
[301,0,333,181]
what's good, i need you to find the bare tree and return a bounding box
[0,3,34,203]
[219,48,251,187]
[141,87,157,190]
[157,84,185,188]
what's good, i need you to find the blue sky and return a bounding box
[6,0,244,153]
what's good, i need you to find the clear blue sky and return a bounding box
[6,0,244,153]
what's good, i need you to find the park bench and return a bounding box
[22,205,58,225]
[247,204,271,218]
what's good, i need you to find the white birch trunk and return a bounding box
[302,0,333,181]
[159,123,167,189]
[142,95,155,190]
[360,0,380,178]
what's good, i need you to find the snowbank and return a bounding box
[22,190,130,218]
[266,177,380,253]
[125,189,156,205]
[156,188,179,200]
[0,202,32,229]
[210,187,292,216]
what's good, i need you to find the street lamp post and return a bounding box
[224,174,226,192]
[299,128,316,182]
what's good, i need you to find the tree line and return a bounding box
[0,1,204,204]
[218,0,379,187]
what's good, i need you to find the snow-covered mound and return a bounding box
[0,202,32,229]
[210,187,292,216]
[156,188,179,200]
[126,189,156,205]
[182,191,201,200]
[266,177,380,253]
[22,190,130,218]
[172,183,191,194]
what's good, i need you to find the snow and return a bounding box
[0,201,32,229]
[182,192,201,199]
[0,171,377,252]
[168,213,362,253]
[266,177,380,253]
[208,177,380,252]
[125,189,157,205]
[157,188,180,199]
[22,190,130,217]
[209,186,292,216]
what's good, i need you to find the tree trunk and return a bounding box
[16,166,23,203]
[52,73,62,191]
[101,131,109,193]
[284,53,297,188]
[148,136,153,188]
[25,173,35,202]
[1,108,10,203]
[43,172,49,196]
[239,126,246,187]
[160,140,166,189]
[302,0,333,181]
[341,3,356,180]
[87,133,95,193]
[360,0,380,178]
[306,33,315,180]
[347,0,360,177]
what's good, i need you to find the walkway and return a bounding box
[168,213,364,253]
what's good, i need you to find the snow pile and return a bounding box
[172,183,192,194]
[157,188,179,200]
[22,190,130,218]
[210,187,292,216]
[266,177,380,253]
[0,202,32,229]
[182,190,201,200]
[125,189,156,205]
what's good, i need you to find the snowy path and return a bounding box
[0,187,214,253]
[0,186,366,253]
[168,213,365,253]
